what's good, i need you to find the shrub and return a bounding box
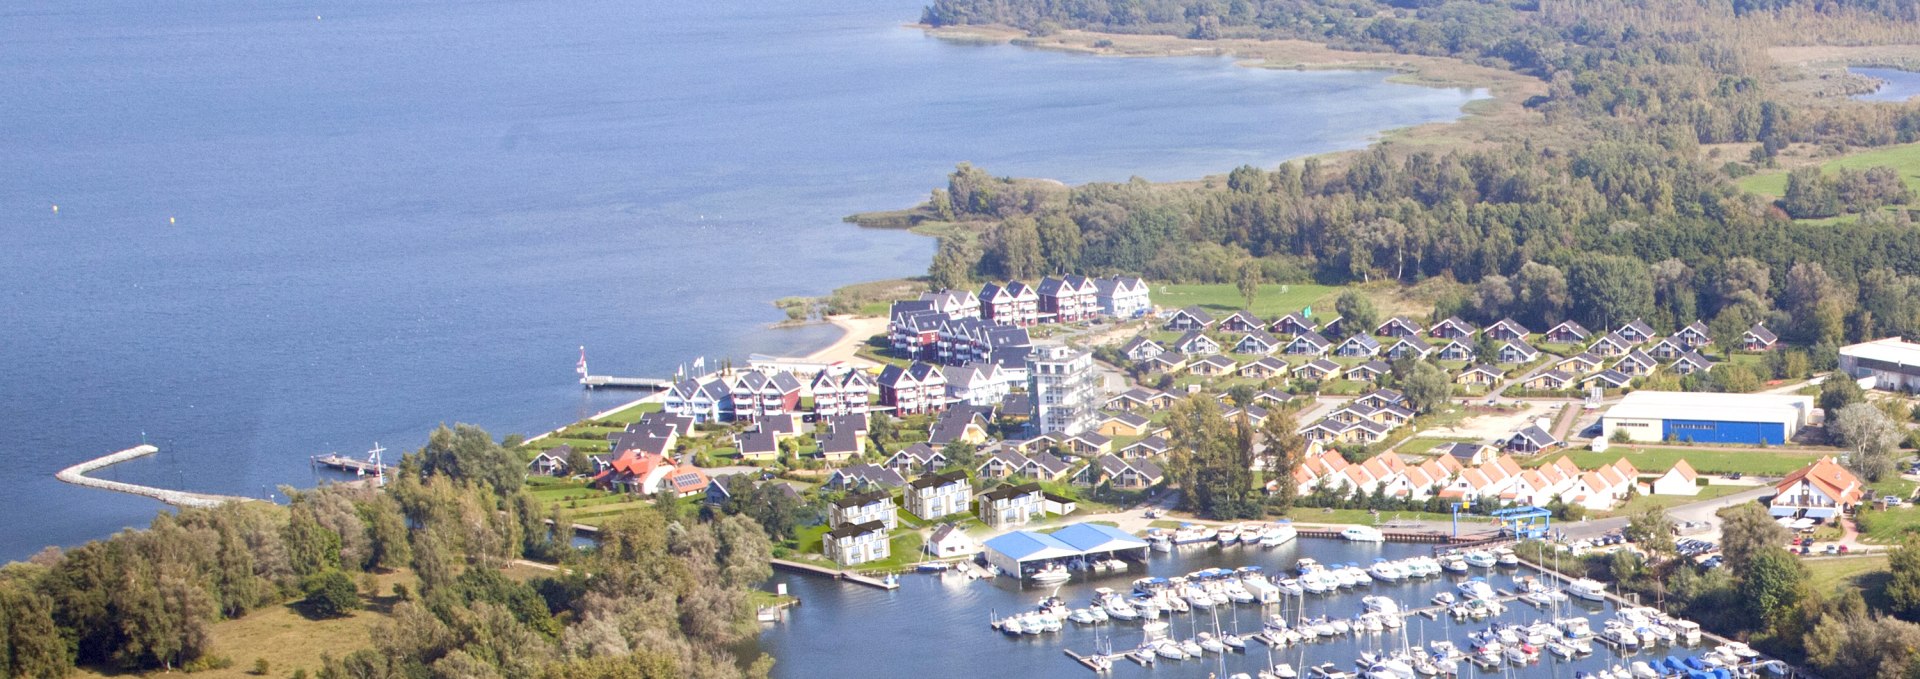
[301,569,360,618]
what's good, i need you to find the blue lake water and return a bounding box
[761,540,1674,679]
[1852,67,1920,102]
[0,0,1484,560]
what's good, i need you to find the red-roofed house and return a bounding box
[1771,457,1863,519]
[1648,459,1700,496]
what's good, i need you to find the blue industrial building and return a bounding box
[1601,392,1813,445]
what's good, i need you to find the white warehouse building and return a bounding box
[1839,337,1920,392]
[1601,391,1815,445]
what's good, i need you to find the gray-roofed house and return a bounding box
[1284,330,1333,356]
[904,470,972,520]
[528,446,572,476]
[1292,358,1341,382]
[1235,329,1282,355]
[1523,370,1575,391]
[1121,435,1169,459]
[1096,411,1151,438]
[1345,360,1390,383]
[977,482,1046,529]
[1435,338,1476,361]
[1437,442,1495,466]
[883,442,947,475]
[1673,321,1712,349]
[1742,323,1779,352]
[1612,348,1659,376]
[1583,369,1633,390]
[925,523,980,557]
[1238,356,1288,379]
[1270,312,1315,336]
[1162,306,1215,331]
[1496,340,1540,364]
[1121,336,1165,362]
[1375,316,1424,338]
[1218,310,1264,333]
[1385,336,1433,361]
[1076,454,1165,490]
[1094,276,1151,319]
[928,406,992,448]
[825,463,905,492]
[1546,320,1591,344]
[1334,334,1381,358]
[1672,350,1714,375]
[1589,331,1633,356]
[1174,330,1222,356]
[734,429,780,463]
[828,489,897,530]
[1556,352,1604,375]
[1187,354,1238,377]
[1485,318,1532,341]
[823,520,890,566]
[1105,387,1170,413]
[1504,424,1560,454]
[1617,319,1657,344]
[1648,337,1686,360]
[1429,317,1477,340]
[818,425,866,463]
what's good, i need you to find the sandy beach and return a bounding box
[805,315,888,368]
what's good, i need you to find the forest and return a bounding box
[916,0,1920,346]
[0,425,776,679]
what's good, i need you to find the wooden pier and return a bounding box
[1293,528,1483,545]
[770,558,900,590]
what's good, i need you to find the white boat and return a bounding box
[1295,558,1321,575]
[1181,638,1204,657]
[1270,663,1298,679]
[1462,551,1497,568]
[1173,526,1217,544]
[1224,633,1247,650]
[1368,560,1403,582]
[1143,620,1170,635]
[1030,563,1071,583]
[1156,641,1187,659]
[1069,609,1099,624]
[1218,525,1243,545]
[1458,578,1496,601]
[1199,633,1227,654]
[1361,595,1400,615]
[1567,578,1607,602]
[1341,525,1385,542]
[1129,647,1157,665]
[1277,578,1305,596]
[1150,535,1173,552]
[1442,557,1468,573]
[1106,599,1139,620]
[1495,549,1520,567]
[1261,524,1299,547]
[1671,619,1702,645]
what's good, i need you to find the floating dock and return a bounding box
[770,558,900,590]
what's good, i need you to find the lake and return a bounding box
[760,539,1683,679]
[1852,67,1920,102]
[0,0,1484,560]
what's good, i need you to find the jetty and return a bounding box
[56,445,258,508]
[311,453,394,476]
[579,374,674,390]
[770,557,900,590]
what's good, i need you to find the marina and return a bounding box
[758,537,1796,679]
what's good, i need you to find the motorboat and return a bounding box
[1030,563,1071,583]
[1173,525,1217,544]
[1630,661,1658,678]
[1142,620,1170,635]
[1568,578,1608,602]
[1218,525,1243,545]
[1442,557,1469,573]
[1277,578,1305,596]
[1106,599,1139,620]
[1224,633,1247,651]
[1458,578,1496,601]
[1431,591,1457,606]
[1181,638,1205,657]
[1671,619,1702,645]
[1068,608,1099,624]
[1362,595,1400,616]
[1199,633,1227,654]
[1296,558,1322,575]
[1261,523,1299,547]
[1156,641,1187,660]
[1150,534,1174,552]
[998,616,1025,635]
[1129,646,1157,665]
[1495,549,1520,567]
[1462,550,1497,568]
[1368,559,1403,582]
[1342,525,1385,542]
[1268,663,1298,679]
[1556,616,1594,639]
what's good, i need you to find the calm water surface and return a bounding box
[0,0,1483,559]
[1852,67,1920,102]
[762,539,1667,679]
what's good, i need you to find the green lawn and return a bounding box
[1535,445,1829,476]
[1150,283,1342,318]
[1737,141,1920,200]
[1856,506,1920,544]
[1805,555,1892,607]
[1598,484,1748,518]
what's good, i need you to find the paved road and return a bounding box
[1556,486,1775,542]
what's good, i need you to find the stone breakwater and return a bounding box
[56,445,258,508]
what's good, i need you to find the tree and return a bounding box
[1568,255,1655,331]
[1260,409,1306,513]
[302,570,360,619]
[0,573,69,679]
[1334,292,1377,339]
[1820,375,1864,413]
[1035,212,1083,274]
[1831,403,1901,481]
[414,424,524,496]
[1717,503,1789,574]
[1513,261,1570,329]
[564,447,593,478]
[1782,167,1839,219]
[928,240,974,291]
[1399,361,1453,415]
[1887,539,1920,622]
[1237,260,1261,311]
[986,216,1043,280]
[1624,505,1675,557]
[1739,547,1808,627]
[1166,396,1258,519]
